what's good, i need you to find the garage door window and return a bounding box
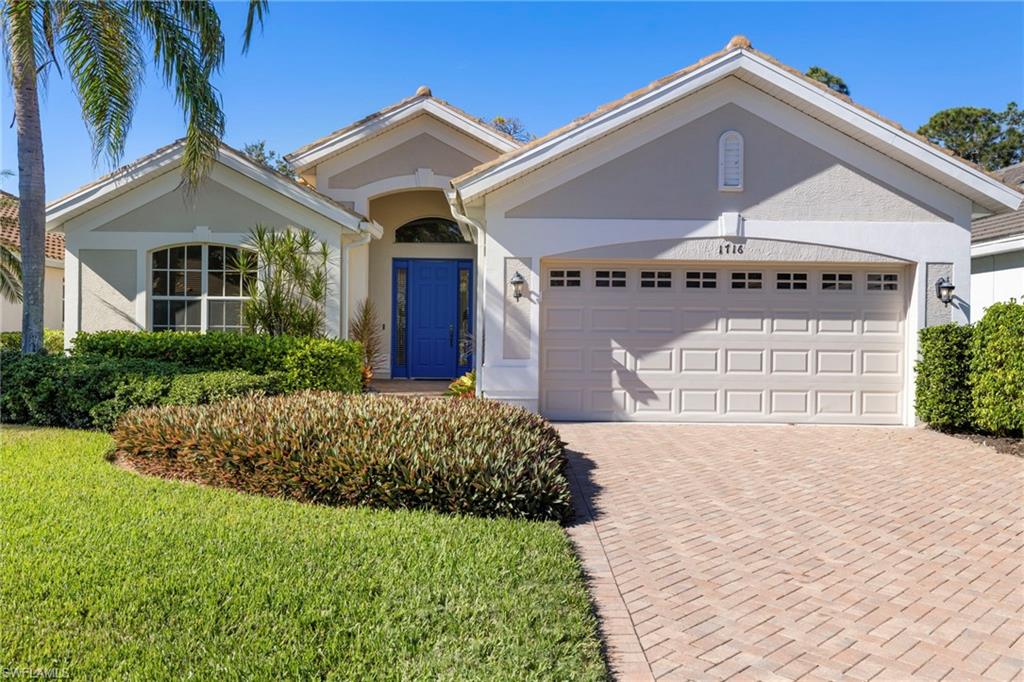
[641,271,672,288]
[686,271,717,289]
[822,273,854,291]
[549,269,581,287]
[867,273,899,291]
[595,270,627,288]
[776,272,808,290]
[731,272,763,289]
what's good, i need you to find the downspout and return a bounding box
[447,189,485,394]
[340,223,374,339]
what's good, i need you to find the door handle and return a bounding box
[449,324,454,347]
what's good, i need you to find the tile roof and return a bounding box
[0,191,65,261]
[972,163,1024,243]
[452,35,1018,196]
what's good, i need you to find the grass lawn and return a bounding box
[0,427,605,680]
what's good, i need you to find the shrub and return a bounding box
[113,393,572,522]
[915,324,974,431]
[970,300,1024,435]
[164,370,284,406]
[446,370,476,398]
[71,331,362,392]
[0,330,64,354]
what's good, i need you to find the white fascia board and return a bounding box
[288,99,518,172]
[971,234,1024,257]
[455,50,1023,213]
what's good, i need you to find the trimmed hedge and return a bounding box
[0,352,283,430]
[915,324,974,432]
[113,393,572,522]
[0,330,64,354]
[970,301,1024,435]
[72,331,362,393]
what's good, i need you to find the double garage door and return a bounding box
[540,261,908,424]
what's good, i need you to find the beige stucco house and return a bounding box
[1,191,64,332]
[47,37,1021,425]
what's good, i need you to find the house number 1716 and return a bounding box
[719,243,744,255]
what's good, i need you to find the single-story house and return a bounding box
[971,162,1024,316]
[1,190,64,332]
[47,36,1021,425]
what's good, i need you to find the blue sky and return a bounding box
[2,2,1022,201]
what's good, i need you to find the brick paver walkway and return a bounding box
[561,424,1024,681]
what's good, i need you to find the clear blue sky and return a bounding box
[2,2,1022,201]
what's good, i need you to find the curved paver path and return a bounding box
[561,424,1023,681]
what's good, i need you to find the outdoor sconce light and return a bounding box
[935,277,956,306]
[510,271,526,301]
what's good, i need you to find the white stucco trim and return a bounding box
[287,97,519,172]
[453,50,1021,214]
[330,171,453,216]
[971,235,1024,258]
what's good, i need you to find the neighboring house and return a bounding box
[971,163,1024,316]
[46,36,1021,426]
[0,190,64,332]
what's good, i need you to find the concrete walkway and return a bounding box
[561,424,1023,681]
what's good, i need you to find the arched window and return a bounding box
[150,244,254,333]
[718,130,744,191]
[394,217,468,244]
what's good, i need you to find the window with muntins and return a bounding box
[776,272,808,290]
[640,271,672,288]
[549,269,581,287]
[867,273,899,291]
[718,131,744,191]
[685,271,717,289]
[595,270,627,288]
[822,273,854,291]
[731,272,762,289]
[151,244,253,332]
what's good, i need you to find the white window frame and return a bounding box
[718,130,744,192]
[149,243,253,333]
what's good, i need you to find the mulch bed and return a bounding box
[951,433,1024,458]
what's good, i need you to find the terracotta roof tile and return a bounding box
[972,163,1024,243]
[0,191,65,260]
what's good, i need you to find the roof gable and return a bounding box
[285,89,520,173]
[452,37,1022,215]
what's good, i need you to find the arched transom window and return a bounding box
[394,217,469,244]
[150,244,254,332]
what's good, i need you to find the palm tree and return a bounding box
[0,243,22,304]
[1,1,268,353]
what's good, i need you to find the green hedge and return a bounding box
[0,330,64,354]
[916,300,1024,435]
[970,301,1024,435]
[113,393,572,522]
[915,324,974,432]
[0,352,283,430]
[72,331,362,393]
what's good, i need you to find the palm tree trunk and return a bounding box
[12,25,46,355]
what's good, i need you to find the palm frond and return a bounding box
[242,0,268,53]
[0,243,23,304]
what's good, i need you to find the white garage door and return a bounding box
[540,262,908,424]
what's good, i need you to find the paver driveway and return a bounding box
[561,424,1024,681]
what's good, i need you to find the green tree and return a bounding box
[917,104,1024,171]
[2,1,268,354]
[242,140,295,178]
[491,116,534,143]
[805,66,850,96]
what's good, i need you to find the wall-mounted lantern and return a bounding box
[935,277,955,306]
[509,271,526,301]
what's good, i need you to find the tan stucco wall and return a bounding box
[97,179,296,233]
[364,190,475,376]
[506,103,948,222]
[0,265,63,332]
[327,133,481,190]
[80,249,139,332]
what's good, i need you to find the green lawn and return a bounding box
[0,427,605,680]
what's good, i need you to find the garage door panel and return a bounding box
[541,262,906,424]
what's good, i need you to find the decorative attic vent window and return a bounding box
[718,131,744,191]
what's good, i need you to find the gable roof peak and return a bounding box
[725,35,752,51]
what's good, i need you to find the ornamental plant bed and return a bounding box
[112,393,572,521]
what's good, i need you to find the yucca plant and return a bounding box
[349,298,384,388]
[235,225,330,337]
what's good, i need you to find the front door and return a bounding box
[392,259,473,379]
